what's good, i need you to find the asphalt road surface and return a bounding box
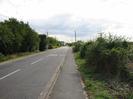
[0,47,86,99]
[0,47,68,99]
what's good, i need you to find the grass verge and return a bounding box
[74,52,133,99]
[0,51,39,63]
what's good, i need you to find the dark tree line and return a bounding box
[39,34,47,51]
[0,18,62,55]
[0,18,40,55]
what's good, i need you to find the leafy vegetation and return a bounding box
[47,37,61,48]
[85,35,129,80]
[0,18,40,55]
[73,34,133,99]
[73,41,83,52]
[0,52,38,62]
[75,53,112,99]
[0,18,61,62]
[39,34,47,51]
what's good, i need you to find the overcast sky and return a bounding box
[0,0,133,42]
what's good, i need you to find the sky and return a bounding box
[0,0,133,42]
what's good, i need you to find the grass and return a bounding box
[0,51,39,63]
[74,52,133,99]
[74,52,112,99]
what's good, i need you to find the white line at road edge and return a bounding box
[31,58,43,65]
[0,69,21,80]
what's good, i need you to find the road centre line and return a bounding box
[0,69,21,80]
[31,58,43,65]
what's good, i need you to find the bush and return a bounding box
[47,37,60,48]
[80,41,92,58]
[73,41,83,52]
[48,44,53,49]
[0,53,4,60]
[84,35,129,79]
[0,18,40,54]
[39,34,47,51]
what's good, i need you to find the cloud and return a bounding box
[29,14,133,42]
[1,13,133,42]
[1,0,133,42]
[29,15,105,39]
[0,14,8,21]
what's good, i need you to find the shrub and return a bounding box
[0,53,4,58]
[48,44,53,49]
[80,41,92,58]
[73,41,83,52]
[39,34,47,51]
[0,53,5,62]
[0,18,40,54]
[85,35,129,79]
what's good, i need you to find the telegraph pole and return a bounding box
[47,31,48,37]
[46,31,49,49]
[75,30,77,42]
[98,32,103,37]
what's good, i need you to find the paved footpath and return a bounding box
[49,48,86,99]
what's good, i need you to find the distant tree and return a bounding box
[39,34,47,51]
[47,37,60,48]
[73,41,83,52]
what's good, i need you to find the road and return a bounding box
[0,47,68,99]
[0,47,86,99]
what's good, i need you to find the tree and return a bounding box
[0,18,40,54]
[47,37,60,48]
[0,22,14,54]
[39,34,47,51]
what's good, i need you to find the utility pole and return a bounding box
[98,32,103,38]
[75,30,77,42]
[47,31,48,37]
[46,31,49,49]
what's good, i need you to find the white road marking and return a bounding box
[59,54,65,57]
[47,54,58,57]
[0,69,21,80]
[31,58,43,65]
